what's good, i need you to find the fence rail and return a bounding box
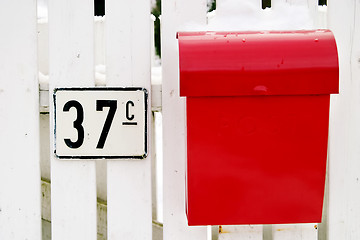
[0,0,360,239]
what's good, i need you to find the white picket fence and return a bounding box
[1,0,360,239]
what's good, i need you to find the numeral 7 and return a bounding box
[96,100,117,149]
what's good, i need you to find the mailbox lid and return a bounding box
[178,30,339,97]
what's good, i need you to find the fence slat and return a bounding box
[0,1,41,239]
[218,226,263,240]
[267,1,318,240]
[272,224,318,240]
[327,0,360,239]
[161,0,208,239]
[106,0,152,239]
[49,0,97,239]
[214,0,264,237]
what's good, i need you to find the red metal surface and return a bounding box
[186,95,330,225]
[178,30,338,97]
[178,30,339,225]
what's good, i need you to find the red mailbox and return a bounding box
[178,30,339,226]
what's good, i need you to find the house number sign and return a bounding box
[54,88,148,159]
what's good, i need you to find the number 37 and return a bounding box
[63,100,131,149]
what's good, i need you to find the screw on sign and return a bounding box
[54,88,148,159]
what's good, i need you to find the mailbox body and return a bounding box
[178,30,339,225]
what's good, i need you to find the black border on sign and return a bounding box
[53,87,148,160]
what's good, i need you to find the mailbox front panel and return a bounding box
[186,95,330,225]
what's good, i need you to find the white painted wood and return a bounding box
[41,179,108,239]
[211,1,264,239]
[161,0,208,239]
[307,0,319,26]
[269,1,318,239]
[216,0,261,9]
[218,225,263,240]
[48,0,97,239]
[278,0,308,6]
[327,0,360,239]
[272,0,316,8]
[0,1,41,239]
[272,224,318,240]
[271,0,286,8]
[38,77,163,114]
[106,0,152,239]
[272,0,317,14]
[210,0,319,239]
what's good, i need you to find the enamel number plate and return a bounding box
[54,88,147,159]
